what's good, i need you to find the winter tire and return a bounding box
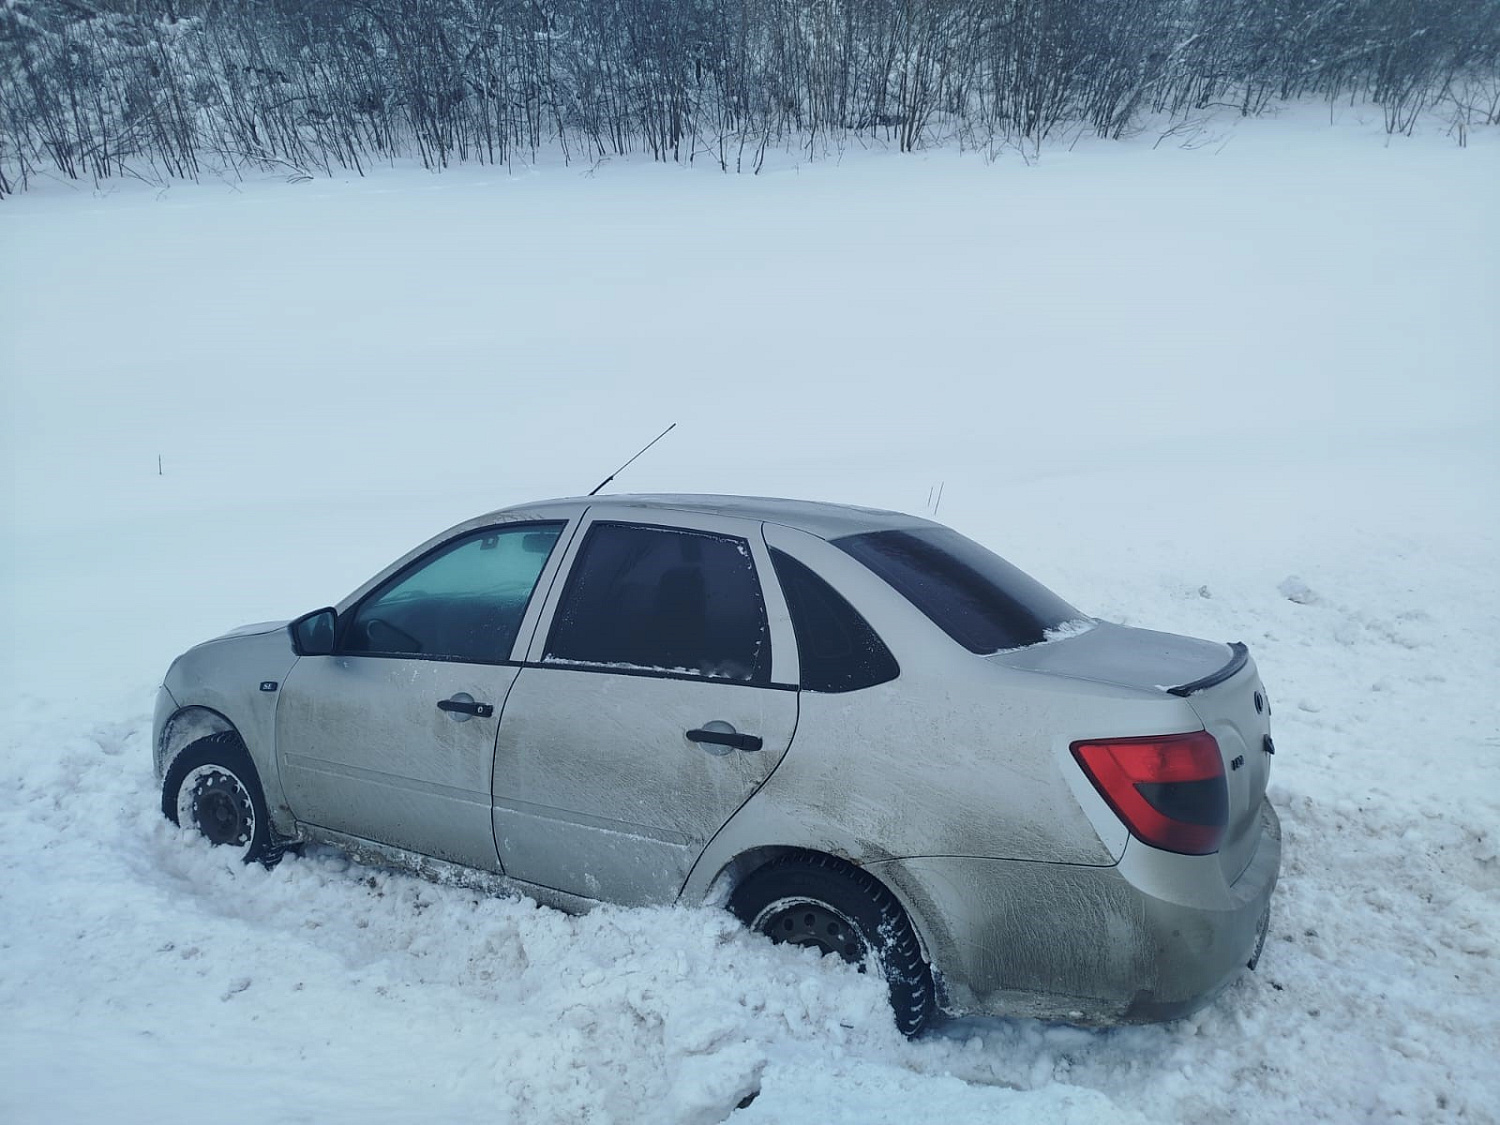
[728,853,937,1037]
[162,732,282,867]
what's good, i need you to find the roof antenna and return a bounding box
[588,422,677,496]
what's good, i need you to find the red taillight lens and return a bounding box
[1071,731,1228,855]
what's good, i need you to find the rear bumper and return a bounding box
[1119,797,1281,1021]
[867,798,1281,1024]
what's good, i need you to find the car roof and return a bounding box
[495,493,937,540]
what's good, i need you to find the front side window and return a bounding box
[342,523,564,662]
[835,526,1080,654]
[544,523,770,682]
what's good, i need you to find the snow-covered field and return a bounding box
[2,106,1497,1123]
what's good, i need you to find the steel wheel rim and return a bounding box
[752,897,867,966]
[177,765,255,852]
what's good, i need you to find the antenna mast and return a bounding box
[588,422,677,496]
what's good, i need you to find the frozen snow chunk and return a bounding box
[667,1044,766,1125]
[1472,830,1498,866]
[1044,618,1099,642]
[1278,575,1320,605]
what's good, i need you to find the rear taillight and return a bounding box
[1071,731,1227,855]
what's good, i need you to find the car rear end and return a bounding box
[993,624,1281,1019]
[1111,649,1280,1018]
[826,520,1280,1021]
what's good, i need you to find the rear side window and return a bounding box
[545,523,770,682]
[834,527,1080,654]
[770,549,898,693]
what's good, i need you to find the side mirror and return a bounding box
[290,607,338,656]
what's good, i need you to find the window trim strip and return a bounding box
[303,648,798,691]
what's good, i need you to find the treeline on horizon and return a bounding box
[2,0,1498,195]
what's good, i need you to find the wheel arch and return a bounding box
[156,703,298,839]
[157,705,238,778]
[693,843,939,973]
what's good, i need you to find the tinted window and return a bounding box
[343,523,564,662]
[770,549,899,693]
[835,527,1080,654]
[545,523,769,681]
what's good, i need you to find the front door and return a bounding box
[276,520,568,870]
[492,512,800,905]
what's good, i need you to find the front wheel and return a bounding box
[728,854,937,1037]
[162,733,281,866]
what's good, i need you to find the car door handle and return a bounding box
[437,696,494,719]
[686,728,763,753]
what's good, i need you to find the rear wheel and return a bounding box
[162,733,281,867]
[728,853,936,1037]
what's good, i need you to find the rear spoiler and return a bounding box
[1166,641,1249,697]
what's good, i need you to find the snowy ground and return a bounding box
[2,105,1497,1123]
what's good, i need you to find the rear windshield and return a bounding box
[834,527,1081,654]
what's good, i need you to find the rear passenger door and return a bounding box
[491,509,799,905]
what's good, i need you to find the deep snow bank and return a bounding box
[2,106,1496,1123]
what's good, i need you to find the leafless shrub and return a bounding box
[2,0,1496,196]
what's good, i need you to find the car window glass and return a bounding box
[835,527,1080,654]
[544,523,769,682]
[770,549,899,693]
[343,523,564,662]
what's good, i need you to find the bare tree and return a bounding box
[3,0,1497,197]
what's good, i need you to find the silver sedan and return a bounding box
[154,494,1280,1035]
